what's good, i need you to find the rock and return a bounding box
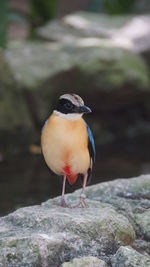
[0,49,34,154]
[6,41,71,90]
[133,239,150,257]
[6,40,150,134]
[61,256,107,267]
[0,197,135,266]
[7,41,149,93]
[37,12,150,54]
[0,175,150,265]
[111,246,150,267]
[75,174,150,231]
[73,174,150,216]
[135,210,150,240]
[37,12,133,42]
[81,174,150,201]
[0,49,31,131]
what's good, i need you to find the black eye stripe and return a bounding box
[56,98,75,114]
[65,102,72,108]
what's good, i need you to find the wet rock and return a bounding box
[111,246,150,267]
[61,256,107,267]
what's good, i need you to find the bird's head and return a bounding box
[54,94,91,119]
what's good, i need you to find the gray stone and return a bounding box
[80,174,150,201]
[0,175,150,265]
[7,41,149,92]
[135,210,150,240]
[6,42,71,90]
[0,198,135,266]
[0,49,33,132]
[111,246,150,267]
[37,12,150,54]
[61,256,107,267]
[72,174,150,241]
[37,13,131,41]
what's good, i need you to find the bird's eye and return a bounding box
[65,102,72,109]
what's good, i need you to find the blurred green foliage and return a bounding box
[88,0,135,14]
[0,0,58,48]
[104,0,135,14]
[0,0,8,48]
[31,0,58,27]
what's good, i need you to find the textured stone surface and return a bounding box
[111,246,150,267]
[0,175,150,266]
[61,256,107,267]
[135,210,150,240]
[0,200,135,266]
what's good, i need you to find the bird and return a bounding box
[41,93,95,207]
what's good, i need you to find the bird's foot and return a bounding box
[71,194,87,208]
[79,193,87,208]
[60,197,69,208]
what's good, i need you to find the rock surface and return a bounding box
[0,49,32,131]
[37,12,150,54]
[61,256,107,267]
[7,39,149,93]
[111,246,150,267]
[0,48,34,154]
[0,175,150,266]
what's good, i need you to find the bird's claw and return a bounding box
[79,196,87,208]
[70,194,87,208]
[60,198,69,208]
[59,194,88,208]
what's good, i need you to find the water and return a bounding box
[1,135,150,216]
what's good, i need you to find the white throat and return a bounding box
[54,110,83,120]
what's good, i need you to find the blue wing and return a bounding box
[86,122,96,165]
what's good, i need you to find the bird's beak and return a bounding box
[78,105,92,114]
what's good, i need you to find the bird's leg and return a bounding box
[60,175,68,207]
[72,174,88,208]
[79,173,88,207]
